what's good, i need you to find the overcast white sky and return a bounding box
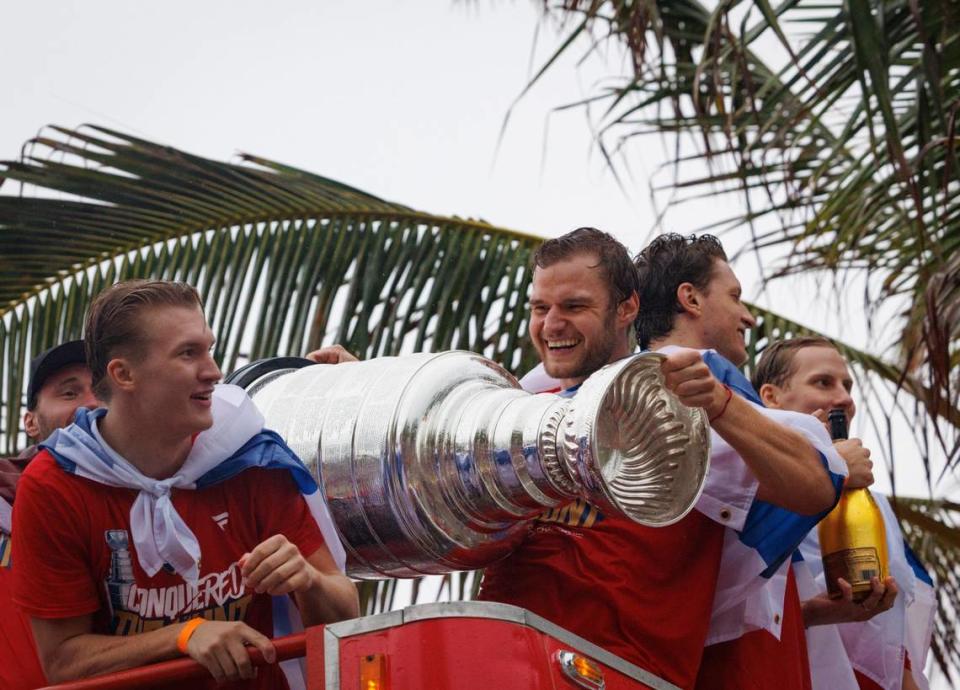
[2,0,956,505]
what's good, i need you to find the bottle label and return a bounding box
[823,547,881,599]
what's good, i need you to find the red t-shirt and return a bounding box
[12,451,325,690]
[0,532,48,689]
[695,566,811,690]
[478,500,725,689]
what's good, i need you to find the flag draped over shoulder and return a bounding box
[40,384,347,582]
[670,346,848,644]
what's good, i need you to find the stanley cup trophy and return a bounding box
[229,351,710,579]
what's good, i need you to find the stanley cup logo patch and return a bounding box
[104,529,135,619]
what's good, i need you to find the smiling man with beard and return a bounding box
[478,228,840,689]
[527,233,637,388]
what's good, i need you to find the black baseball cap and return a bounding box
[26,340,87,410]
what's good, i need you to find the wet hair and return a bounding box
[85,280,203,400]
[751,336,840,391]
[533,227,639,306]
[633,233,727,349]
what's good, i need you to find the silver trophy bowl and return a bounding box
[232,351,710,579]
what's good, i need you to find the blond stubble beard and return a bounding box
[541,307,620,382]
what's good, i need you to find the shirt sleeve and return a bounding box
[696,429,760,531]
[254,469,326,561]
[735,408,846,578]
[677,346,762,529]
[11,458,102,618]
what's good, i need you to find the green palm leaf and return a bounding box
[531,0,959,474]
[0,125,543,454]
[896,497,960,678]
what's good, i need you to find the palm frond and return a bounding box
[357,570,483,616]
[534,0,960,475]
[0,125,543,454]
[895,497,960,684]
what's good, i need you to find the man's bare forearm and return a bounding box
[712,395,835,514]
[659,349,836,514]
[32,617,182,683]
[295,569,360,626]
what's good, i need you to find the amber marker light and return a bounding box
[556,650,605,689]
[359,653,388,690]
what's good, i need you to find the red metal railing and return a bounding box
[42,632,307,689]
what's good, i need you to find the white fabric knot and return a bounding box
[131,483,202,582]
[83,384,264,584]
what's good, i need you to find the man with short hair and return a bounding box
[21,340,98,443]
[1,340,98,514]
[633,234,850,690]
[634,234,750,370]
[754,337,933,690]
[13,280,358,687]
[0,340,98,689]
[479,228,838,689]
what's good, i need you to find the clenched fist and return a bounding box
[660,349,728,418]
[811,409,874,489]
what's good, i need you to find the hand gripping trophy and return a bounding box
[227,351,710,579]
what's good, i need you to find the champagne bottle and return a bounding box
[818,409,888,601]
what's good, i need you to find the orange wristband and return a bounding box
[176,617,207,654]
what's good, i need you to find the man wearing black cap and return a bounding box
[1,340,98,505]
[23,340,98,441]
[0,340,98,689]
